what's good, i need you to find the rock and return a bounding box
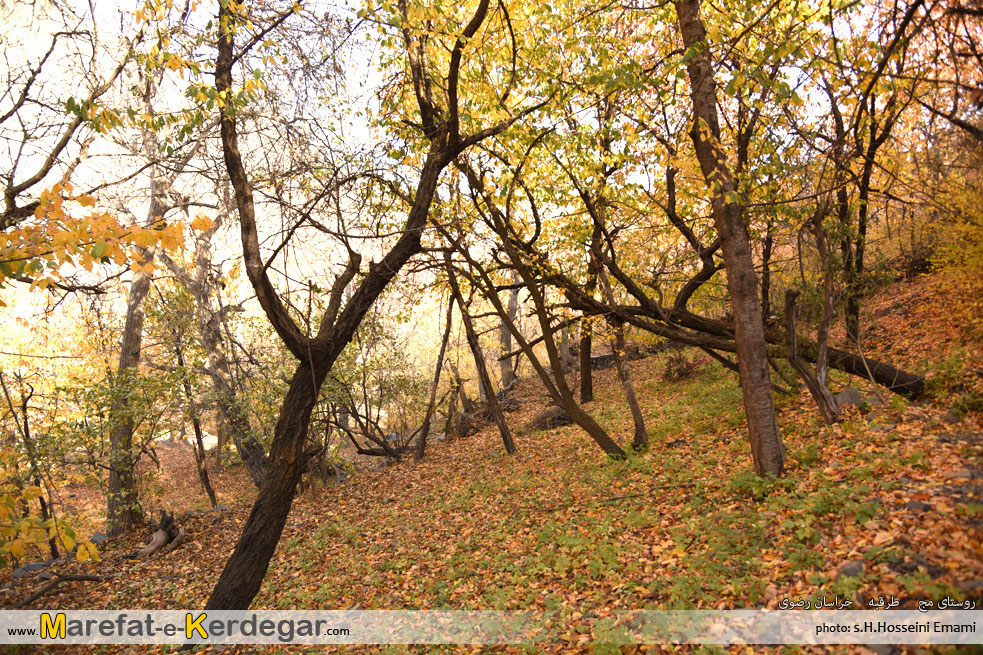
[834,388,864,411]
[524,406,572,431]
[937,432,982,445]
[666,439,686,448]
[869,423,896,433]
[763,584,778,601]
[89,531,108,545]
[957,579,983,592]
[38,571,54,581]
[892,554,946,579]
[836,560,864,581]
[867,645,898,655]
[11,561,50,579]
[944,469,981,480]
[590,354,616,370]
[905,501,932,512]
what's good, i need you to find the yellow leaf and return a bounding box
[190,215,215,232]
[8,538,25,559]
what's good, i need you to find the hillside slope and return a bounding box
[2,273,981,654]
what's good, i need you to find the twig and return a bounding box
[16,574,103,608]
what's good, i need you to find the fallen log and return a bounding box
[562,291,926,398]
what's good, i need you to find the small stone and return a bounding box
[905,501,931,512]
[666,439,686,448]
[836,560,864,581]
[944,469,978,480]
[38,571,54,581]
[89,531,108,544]
[867,645,898,655]
[764,584,778,601]
[834,388,864,411]
[870,423,897,433]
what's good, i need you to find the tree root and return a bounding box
[128,510,185,559]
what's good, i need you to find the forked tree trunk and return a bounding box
[206,0,510,610]
[675,0,784,476]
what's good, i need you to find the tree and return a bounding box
[203,0,543,609]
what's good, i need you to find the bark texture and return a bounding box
[674,0,784,475]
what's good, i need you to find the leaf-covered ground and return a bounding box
[2,273,981,655]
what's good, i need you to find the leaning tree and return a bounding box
[197,0,548,609]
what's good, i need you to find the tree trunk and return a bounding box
[205,0,504,610]
[446,258,516,455]
[416,293,454,460]
[106,262,151,538]
[675,0,784,476]
[580,224,602,403]
[174,341,219,508]
[204,361,320,610]
[192,221,269,486]
[499,278,519,389]
[598,266,648,449]
[785,291,839,424]
[761,220,773,319]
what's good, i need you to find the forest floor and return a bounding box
[1,272,982,655]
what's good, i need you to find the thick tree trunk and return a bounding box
[106,262,151,538]
[204,361,320,610]
[675,0,784,476]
